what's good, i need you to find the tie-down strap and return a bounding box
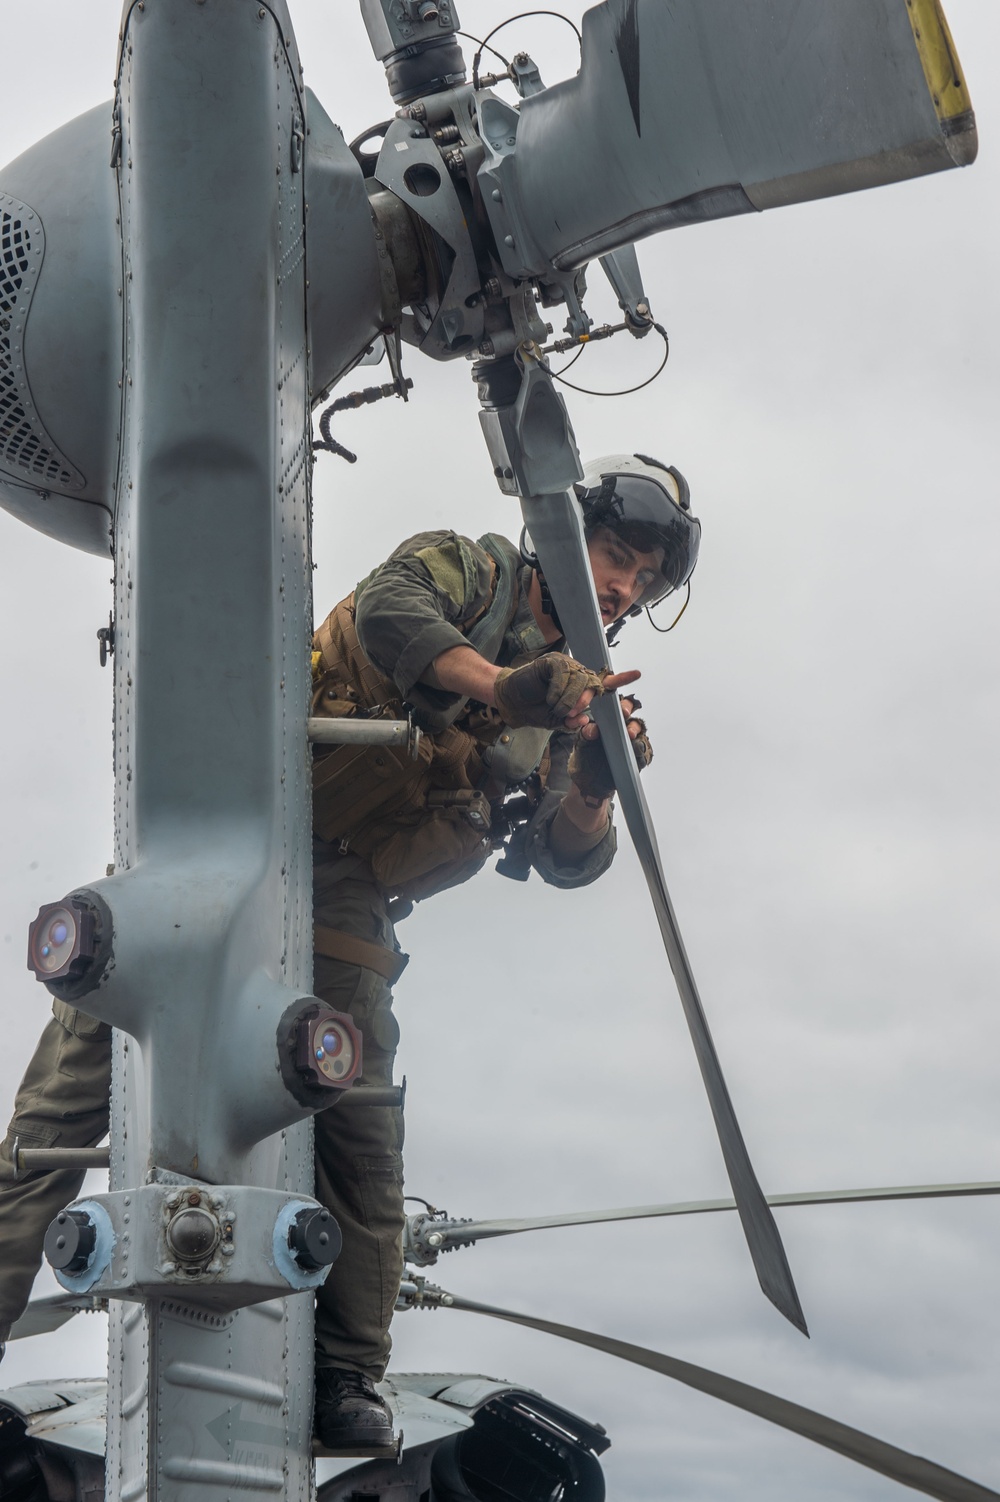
[314,924,409,985]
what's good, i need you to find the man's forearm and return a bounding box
[428,644,501,705]
[558,783,611,834]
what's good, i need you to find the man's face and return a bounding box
[586,526,665,624]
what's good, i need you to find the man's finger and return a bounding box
[583,718,641,742]
[603,670,641,693]
[565,689,596,720]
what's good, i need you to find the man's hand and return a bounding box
[562,670,641,732]
[494,654,625,731]
[430,643,641,733]
[568,695,653,803]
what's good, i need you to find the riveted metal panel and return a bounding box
[102,1,317,1497]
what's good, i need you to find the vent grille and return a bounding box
[1,195,85,490]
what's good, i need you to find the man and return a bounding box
[0,453,700,1450]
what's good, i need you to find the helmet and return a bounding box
[574,453,700,609]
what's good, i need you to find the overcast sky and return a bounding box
[2,4,999,1499]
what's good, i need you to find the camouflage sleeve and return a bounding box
[353,531,495,715]
[522,730,617,889]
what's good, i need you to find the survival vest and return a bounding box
[310,533,551,900]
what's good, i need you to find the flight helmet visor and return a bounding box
[575,455,701,610]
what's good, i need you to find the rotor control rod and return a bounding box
[542,320,636,355]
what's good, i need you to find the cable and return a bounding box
[550,341,587,379]
[457,30,511,68]
[547,321,670,398]
[472,10,582,90]
[646,579,691,633]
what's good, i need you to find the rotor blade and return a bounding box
[521,489,806,1336]
[7,1293,104,1341]
[441,1293,1000,1502]
[435,1180,1000,1249]
[500,0,976,269]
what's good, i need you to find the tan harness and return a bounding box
[313,924,409,984]
[310,535,547,900]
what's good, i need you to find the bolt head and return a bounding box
[44,1209,97,1274]
[166,1207,220,1263]
[289,1206,342,1271]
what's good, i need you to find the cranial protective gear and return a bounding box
[575,453,700,609]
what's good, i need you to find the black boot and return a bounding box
[314,1368,394,1450]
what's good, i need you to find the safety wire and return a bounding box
[546,321,671,397]
[471,11,582,90]
[550,341,587,379]
[404,1195,443,1216]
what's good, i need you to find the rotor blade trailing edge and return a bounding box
[505,0,976,270]
[441,1294,1000,1502]
[521,491,807,1336]
[433,1180,1000,1248]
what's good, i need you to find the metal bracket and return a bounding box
[477,355,583,498]
[373,115,484,358]
[97,613,115,666]
[48,1184,339,1310]
[599,245,654,334]
[510,51,544,99]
